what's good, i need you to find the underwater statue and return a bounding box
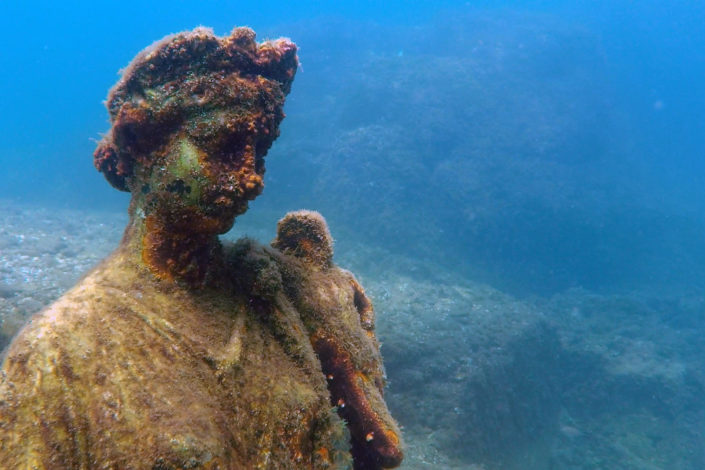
[0,27,403,469]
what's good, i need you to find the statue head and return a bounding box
[94,27,298,235]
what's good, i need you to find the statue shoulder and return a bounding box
[1,291,90,381]
[1,267,132,383]
[0,293,91,468]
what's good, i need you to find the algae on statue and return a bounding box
[0,26,402,469]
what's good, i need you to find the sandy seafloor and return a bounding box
[1,199,704,470]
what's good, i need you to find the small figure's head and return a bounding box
[272,210,335,271]
[94,27,297,234]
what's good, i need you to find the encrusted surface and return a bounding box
[272,212,403,469]
[272,210,334,270]
[0,246,352,468]
[0,26,402,470]
[94,26,297,198]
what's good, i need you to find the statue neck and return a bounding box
[119,198,225,286]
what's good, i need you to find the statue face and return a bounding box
[129,71,285,234]
[93,27,298,235]
[91,28,298,283]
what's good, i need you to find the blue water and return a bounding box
[1,1,704,467]
[1,0,704,295]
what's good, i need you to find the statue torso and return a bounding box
[0,248,350,469]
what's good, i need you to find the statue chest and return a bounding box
[78,315,334,468]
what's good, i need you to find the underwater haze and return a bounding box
[1,1,705,469]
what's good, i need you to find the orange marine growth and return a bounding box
[313,333,403,469]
